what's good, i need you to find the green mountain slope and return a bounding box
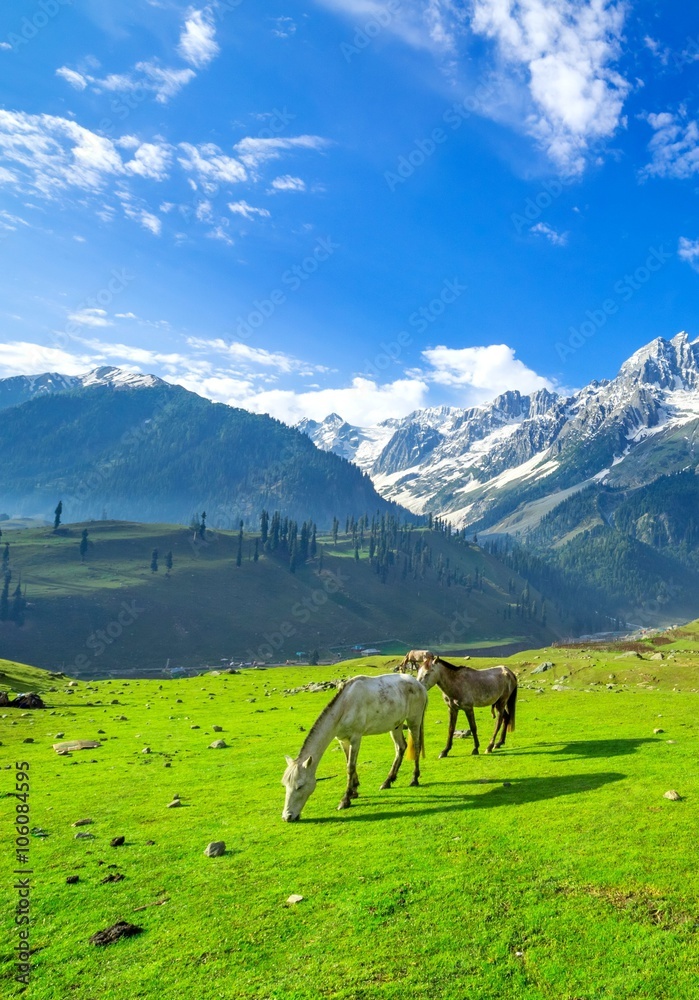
[0,383,399,528]
[0,520,567,676]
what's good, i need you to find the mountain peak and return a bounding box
[617,332,699,389]
[79,366,164,389]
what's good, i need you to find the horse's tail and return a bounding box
[406,701,427,761]
[506,683,517,733]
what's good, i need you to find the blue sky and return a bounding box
[1,0,699,425]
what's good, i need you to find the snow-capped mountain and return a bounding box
[300,332,699,531]
[0,366,165,410]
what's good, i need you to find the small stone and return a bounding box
[167,799,181,808]
[286,894,304,905]
[23,738,35,743]
[142,747,151,754]
[204,841,226,857]
[145,839,155,845]
[100,872,125,884]
[163,762,171,768]
[667,740,676,744]
[209,739,227,749]
[654,728,664,734]
[212,725,223,732]
[191,725,200,730]
[72,818,93,827]
[66,875,79,884]
[502,781,512,787]
[110,836,125,847]
[75,832,95,839]
[663,790,681,801]
[55,732,65,738]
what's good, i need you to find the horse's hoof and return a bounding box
[471,748,479,756]
[379,780,393,790]
[438,750,449,759]
[485,747,493,755]
[350,790,359,799]
[337,799,351,810]
[409,778,419,787]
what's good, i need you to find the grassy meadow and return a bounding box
[1,627,699,999]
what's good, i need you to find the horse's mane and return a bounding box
[435,656,463,672]
[297,681,349,757]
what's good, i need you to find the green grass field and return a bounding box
[2,627,699,999]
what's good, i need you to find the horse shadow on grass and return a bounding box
[303,770,626,824]
[504,738,656,759]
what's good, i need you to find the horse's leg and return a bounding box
[439,700,459,758]
[465,706,480,754]
[486,701,506,753]
[338,737,361,810]
[339,738,360,797]
[408,719,422,787]
[380,726,406,789]
[495,698,509,749]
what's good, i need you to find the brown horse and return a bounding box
[417,656,517,757]
[394,649,435,673]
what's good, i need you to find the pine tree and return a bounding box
[10,582,25,626]
[0,572,10,621]
[253,538,259,562]
[79,528,89,562]
[236,521,243,567]
[165,551,173,576]
[151,549,159,573]
[260,510,269,545]
[53,500,63,531]
[199,511,207,539]
[332,517,339,547]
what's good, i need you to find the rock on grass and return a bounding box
[90,921,143,946]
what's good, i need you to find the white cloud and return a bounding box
[530,221,569,246]
[314,0,461,52]
[678,237,699,272]
[0,42,12,52]
[206,224,234,246]
[67,307,112,328]
[0,209,29,231]
[0,342,94,378]
[422,344,553,399]
[186,337,328,374]
[56,61,196,104]
[124,142,172,181]
[177,142,248,190]
[228,200,271,220]
[642,111,699,179]
[269,174,306,193]
[178,8,220,68]
[470,0,629,175]
[231,376,430,425]
[234,135,329,173]
[271,16,297,38]
[122,205,162,235]
[56,66,88,90]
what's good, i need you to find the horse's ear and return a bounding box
[302,755,313,769]
[285,754,294,766]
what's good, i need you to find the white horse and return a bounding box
[282,674,427,821]
[394,649,436,673]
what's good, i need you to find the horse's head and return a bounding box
[281,754,317,821]
[417,658,439,689]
